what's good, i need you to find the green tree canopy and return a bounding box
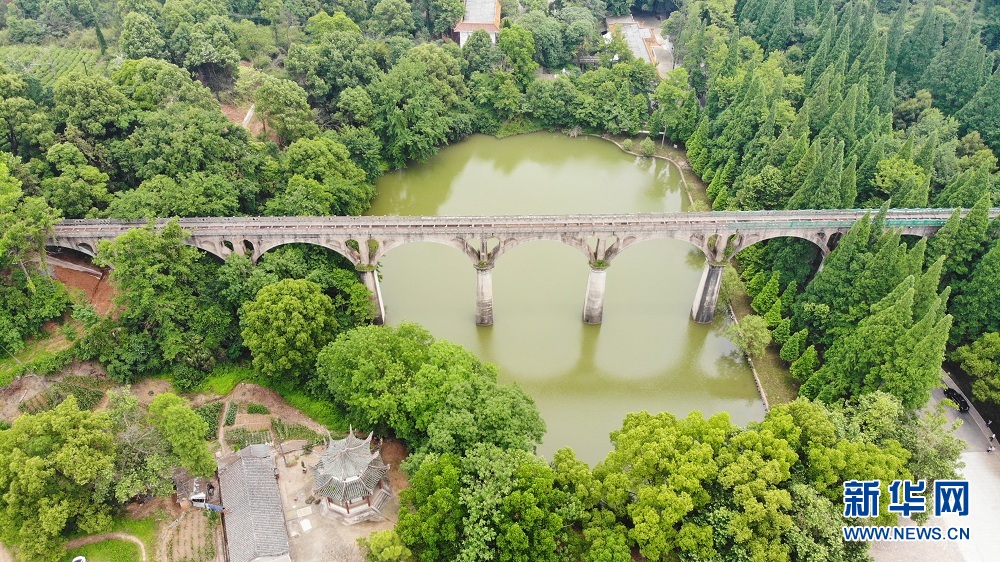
[1,159,67,354]
[240,278,339,382]
[396,445,570,562]
[238,68,319,145]
[953,332,1000,405]
[148,392,216,476]
[0,397,115,562]
[87,220,232,384]
[315,323,544,457]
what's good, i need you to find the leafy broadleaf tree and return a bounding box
[237,68,319,145]
[39,142,110,218]
[724,314,773,359]
[148,393,216,476]
[120,12,167,59]
[0,160,66,354]
[87,220,232,384]
[106,390,174,503]
[396,445,570,562]
[315,323,543,457]
[0,397,116,562]
[240,278,339,383]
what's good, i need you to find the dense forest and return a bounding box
[2,0,1000,560]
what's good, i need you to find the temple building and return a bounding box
[605,15,658,64]
[453,0,502,47]
[312,429,392,522]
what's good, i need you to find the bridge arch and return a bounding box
[253,239,358,265]
[47,240,99,258]
[46,245,100,263]
[372,237,473,266]
[186,238,233,262]
[491,235,593,266]
[607,232,709,264]
[729,230,845,259]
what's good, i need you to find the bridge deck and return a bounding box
[53,208,997,236]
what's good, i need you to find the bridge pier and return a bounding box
[691,262,726,324]
[583,266,607,324]
[359,268,385,325]
[475,265,494,326]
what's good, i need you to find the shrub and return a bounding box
[622,138,634,151]
[640,137,656,157]
[172,364,208,392]
[195,402,224,440]
[224,403,238,426]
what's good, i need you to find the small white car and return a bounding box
[71,557,87,562]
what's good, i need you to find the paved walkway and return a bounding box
[870,378,1000,562]
[634,15,674,77]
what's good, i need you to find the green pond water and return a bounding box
[367,132,765,465]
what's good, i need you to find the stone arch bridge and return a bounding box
[50,209,994,326]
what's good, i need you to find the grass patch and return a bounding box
[65,514,159,562]
[266,380,349,432]
[0,331,75,387]
[65,539,141,562]
[729,291,800,406]
[109,515,159,556]
[198,363,252,396]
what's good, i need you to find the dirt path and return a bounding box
[64,532,148,562]
[218,399,231,455]
[0,542,14,562]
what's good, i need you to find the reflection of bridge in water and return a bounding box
[50,209,999,326]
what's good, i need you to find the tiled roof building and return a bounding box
[218,444,291,562]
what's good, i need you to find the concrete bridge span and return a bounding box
[49,209,997,326]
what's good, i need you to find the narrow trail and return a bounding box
[64,532,148,562]
[0,542,14,562]
[218,399,231,454]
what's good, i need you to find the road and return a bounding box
[870,378,1000,562]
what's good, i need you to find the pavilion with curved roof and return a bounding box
[312,429,391,521]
